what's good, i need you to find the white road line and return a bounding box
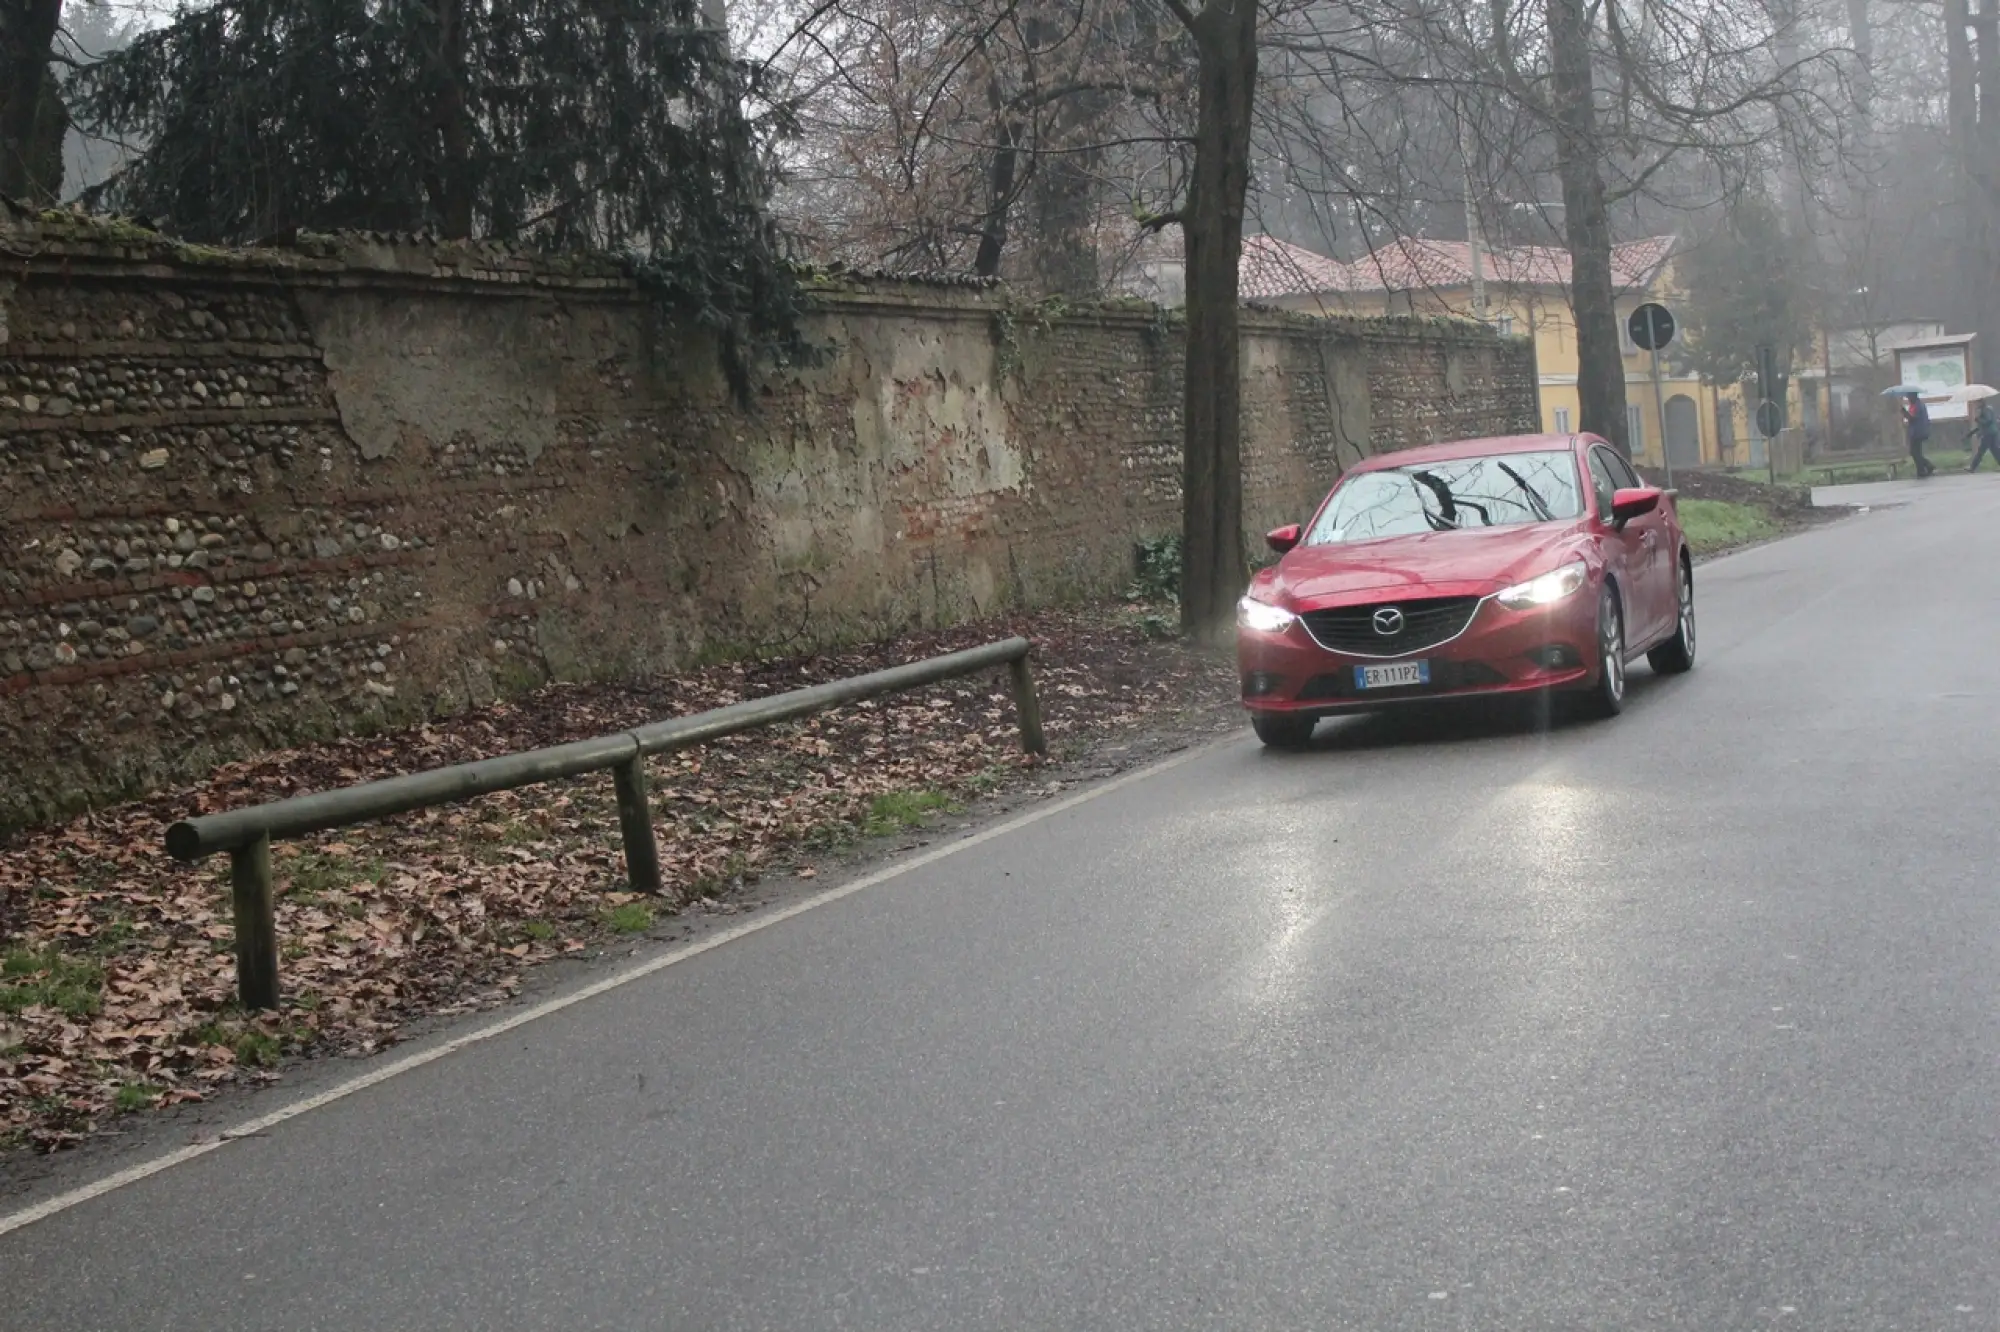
[0,736,1233,1238]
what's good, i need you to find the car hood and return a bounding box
[1264,524,1588,607]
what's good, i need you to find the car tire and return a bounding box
[1578,584,1627,719]
[1251,712,1317,749]
[1647,557,1696,674]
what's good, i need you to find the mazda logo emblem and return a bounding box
[1372,607,1405,636]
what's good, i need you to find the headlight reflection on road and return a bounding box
[1235,816,1337,1016]
[1496,778,1613,949]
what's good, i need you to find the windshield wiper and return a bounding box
[1497,461,1555,521]
[1412,470,1497,528]
[1410,471,1459,529]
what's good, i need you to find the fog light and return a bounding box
[1243,671,1285,697]
[1528,645,1580,670]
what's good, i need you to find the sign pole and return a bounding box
[1628,302,1679,486]
[1649,308,1673,490]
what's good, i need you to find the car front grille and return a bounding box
[1299,596,1483,657]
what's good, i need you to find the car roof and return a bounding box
[1347,433,1590,473]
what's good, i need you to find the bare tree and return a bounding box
[761,0,1178,285]
[770,0,1852,630]
[1363,0,1850,456]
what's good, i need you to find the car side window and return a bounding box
[1586,449,1619,517]
[1606,451,1642,491]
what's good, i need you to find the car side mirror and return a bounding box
[1266,524,1302,555]
[1610,487,1661,526]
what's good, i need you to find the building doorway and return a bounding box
[1665,394,1701,470]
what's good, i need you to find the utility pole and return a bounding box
[1462,118,1486,321]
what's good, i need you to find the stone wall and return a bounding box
[0,217,1537,829]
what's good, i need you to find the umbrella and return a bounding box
[1947,383,2000,401]
[1880,384,1928,396]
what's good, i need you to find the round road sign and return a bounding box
[1628,302,1676,352]
[1756,398,1783,438]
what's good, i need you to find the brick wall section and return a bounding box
[0,218,1536,828]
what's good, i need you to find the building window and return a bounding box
[1493,312,1516,336]
[1627,403,1645,455]
[1554,407,1572,434]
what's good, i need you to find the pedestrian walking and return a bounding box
[1904,392,1937,478]
[1967,398,2000,471]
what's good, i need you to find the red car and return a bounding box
[1237,432,1695,747]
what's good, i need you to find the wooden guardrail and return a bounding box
[166,638,1047,1009]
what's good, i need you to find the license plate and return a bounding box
[1355,661,1430,690]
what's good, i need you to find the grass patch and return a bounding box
[520,919,558,942]
[234,1030,281,1068]
[283,849,386,900]
[1775,446,1975,485]
[1677,498,1779,553]
[190,1015,290,1067]
[960,765,1007,797]
[114,1083,158,1113]
[604,902,653,934]
[863,789,957,837]
[92,916,139,955]
[0,947,105,1018]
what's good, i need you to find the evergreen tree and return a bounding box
[70,0,803,386]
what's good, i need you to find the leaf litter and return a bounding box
[0,607,1231,1154]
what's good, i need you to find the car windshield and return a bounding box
[1303,449,1584,545]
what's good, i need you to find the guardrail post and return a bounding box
[1008,655,1048,757]
[612,755,665,896]
[230,834,280,1011]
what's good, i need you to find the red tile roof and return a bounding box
[1241,233,1675,300]
[1238,234,1350,300]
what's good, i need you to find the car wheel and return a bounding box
[1579,585,1626,719]
[1251,712,1317,749]
[1647,558,1696,674]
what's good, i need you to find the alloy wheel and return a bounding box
[1678,568,1696,660]
[1602,596,1625,703]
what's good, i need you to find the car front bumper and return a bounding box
[1238,591,1603,715]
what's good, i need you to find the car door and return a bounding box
[1587,446,1660,645]
[1605,448,1672,642]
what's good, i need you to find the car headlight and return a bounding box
[1237,596,1298,634]
[1496,561,1588,611]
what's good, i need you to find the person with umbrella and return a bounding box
[1901,390,1936,478]
[1968,392,2000,471]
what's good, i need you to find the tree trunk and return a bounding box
[1547,0,1630,458]
[0,0,63,202]
[1946,0,2000,383]
[1847,0,1873,135]
[429,0,475,238]
[1769,0,1813,235]
[25,66,64,202]
[1030,134,1103,295]
[1018,6,1100,294]
[973,75,1019,279]
[1178,0,1258,643]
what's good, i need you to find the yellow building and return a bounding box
[1238,234,1759,470]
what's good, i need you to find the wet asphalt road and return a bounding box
[4,480,1998,1330]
